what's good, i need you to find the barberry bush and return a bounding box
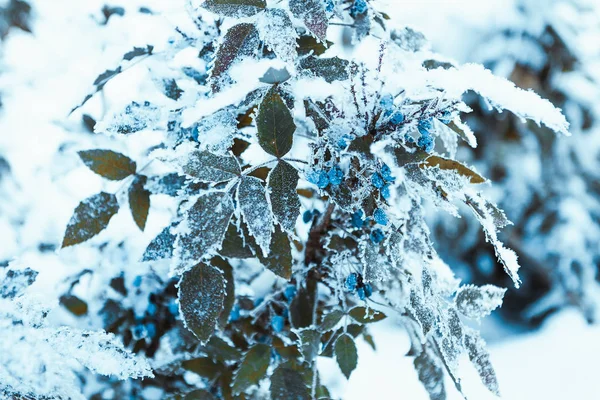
[2,0,573,399]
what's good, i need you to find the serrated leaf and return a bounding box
[260,9,297,63]
[211,23,259,92]
[204,336,242,362]
[237,177,273,256]
[202,0,266,17]
[421,156,486,184]
[464,329,500,396]
[78,149,136,180]
[414,345,446,400]
[268,161,300,232]
[62,192,119,247]
[256,86,296,157]
[334,334,358,379]
[179,263,225,342]
[220,221,255,258]
[297,36,331,56]
[348,307,387,324]
[257,224,292,279]
[183,150,240,182]
[455,284,505,319]
[123,45,153,61]
[319,309,344,332]
[300,56,349,83]
[128,175,150,231]
[212,257,235,328]
[175,192,234,271]
[289,0,328,41]
[298,329,321,362]
[270,365,311,400]
[142,223,177,262]
[232,343,271,395]
[93,67,122,88]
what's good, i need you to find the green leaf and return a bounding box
[128,175,150,231]
[62,192,119,248]
[232,343,271,395]
[78,149,136,180]
[268,161,300,232]
[211,23,259,92]
[297,36,331,56]
[256,86,296,157]
[204,336,242,362]
[182,357,221,379]
[334,334,358,379]
[211,257,236,329]
[414,345,446,400]
[257,225,292,279]
[183,150,240,182]
[319,309,344,332]
[220,220,255,258]
[202,0,266,17]
[175,192,234,271]
[237,177,273,256]
[298,328,321,362]
[300,56,349,83]
[348,307,387,324]
[290,279,317,328]
[270,365,311,400]
[123,45,153,61]
[141,223,176,262]
[391,144,429,167]
[179,263,225,342]
[184,389,217,400]
[420,156,486,184]
[289,0,328,41]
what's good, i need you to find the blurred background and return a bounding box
[0,0,598,398]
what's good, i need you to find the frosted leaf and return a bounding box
[201,0,266,18]
[195,109,238,155]
[464,327,500,396]
[257,225,292,279]
[232,343,271,395]
[183,150,241,182]
[257,9,297,63]
[237,176,273,257]
[268,160,300,232]
[62,192,119,248]
[455,284,506,319]
[270,365,311,400]
[391,27,427,52]
[299,56,349,83]
[100,101,163,135]
[174,192,234,273]
[335,333,358,379]
[408,289,436,336]
[360,241,392,282]
[414,344,446,400]
[78,149,136,181]
[420,156,486,184]
[436,307,464,379]
[297,328,321,362]
[141,222,177,262]
[289,0,328,41]
[0,267,38,299]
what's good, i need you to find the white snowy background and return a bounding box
[0,0,598,398]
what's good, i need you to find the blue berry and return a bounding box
[351,0,368,15]
[364,283,373,298]
[373,208,388,225]
[284,285,297,301]
[390,111,404,125]
[418,118,433,136]
[303,210,313,223]
[306,170,320,185]
[357,286,366,300]
[370,229,385,244]
[229,304,241,322]
[168,301,179,316]
[381,184,390,200]
[345,273,358,291]
[337,138,348,148]
[317,170,330,188]
[371,172,384,188]
[352,210,365,228]
[146,302,157,316]
[324,0,335,12]
[133,275,143,287]
[405,134,415,144]
[381,164,395,182]
[379,94,394,110]
[328,166,344,186]
[418,134,435,153]
[271,315,285,332]
[146,323,157,338]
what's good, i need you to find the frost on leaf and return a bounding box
[238,177,273,255]
[299,56,349,83]
[256,86,296,157]
[211,23,260,92]
[179,262,225,342]
[195,109,238,155]
[201,0,266,18]
[257,9,297,63]
[62,192,119,248]
[298,328,321,362]
[232,343,271,395]
[268,160,300,232]
[414,344,446,400]
[78,149,136,180]
[464,328,501,396]
[455,284,505,319]
[420,155,486,184]
[335,333,358,379]
[270,365,311,400]
[257,225,292,279]
[142,223,177,262]
[183,150,240,182]
[289,0,328,42]
[128,175,151,231]
[101,101,162,135]
[175,192,234,273]
[0,267,38,299]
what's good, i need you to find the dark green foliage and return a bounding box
[334,333,358,379]
[256,86,296,157]
[270,365,311,400]
[128,175,150,231]
[62,192,119,247]
[268,161,301,232]
[231,343,271,395]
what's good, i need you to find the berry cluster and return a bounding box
[350,0,368,16]
[323,0,335,13]
[345,272,373,300]
[371,163,395,200]
[379,93,404,125]
[307,165,344,189]
[417,118,434,153]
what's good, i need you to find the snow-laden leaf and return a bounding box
[437,307,464,380]
[270,365,311,400]
[128,175,150,231]
[258,225,292,279]
[194,109,238,155]
[201,0,266,18]
[163,78,184,100]
[297,328,321,362]
[455,284,505,319]
[414,345,446,400]
[237,176,273,256]
[289,0,328,41]
[211,257,235,328]
[447,119,477,148]
[464,328,500,396]
[259,67,292,84]
[183,150,240,182]
[297,35,331,56]
[0,267,38,299]
[268,160,300,232]
[78,149,136,180]
[257,9,297,63]
[420,156,486,184]
[62,192,119,248]
[220,220,255,258]
[300,56,349,83]
[100,101,163,135]
[211,23,259,91]
[334,333,358,379]
[179,262,225,342]
[231,343,271,395]
[319,309,344,332]
[175,192,234,271]
[348,307,387,324]
[141,223,177,262]
[256,86,296,157]
[123,45,153,61]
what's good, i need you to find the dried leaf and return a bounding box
[78,149,136,181]
[128,175,150,231]
[421,156,486,184]
[62,192,119,248]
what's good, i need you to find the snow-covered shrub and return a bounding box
[45,0,570,398]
